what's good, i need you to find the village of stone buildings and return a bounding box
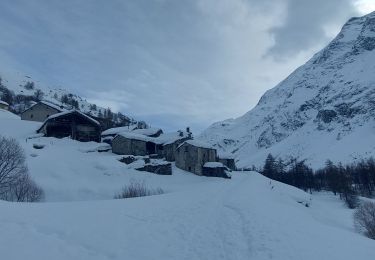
[3,99,235,179]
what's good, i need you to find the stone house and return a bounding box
[112,130,192,159]
[37,110,101,142]
[112,132,161,156]
[21,101,64,122]
[157,130,192,161]
[175,140,217,175]
[0,100,9,110]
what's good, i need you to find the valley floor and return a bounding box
[1,171,374,260]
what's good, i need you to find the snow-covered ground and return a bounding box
[0,110,374,259]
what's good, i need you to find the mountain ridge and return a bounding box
[199,11,375,169]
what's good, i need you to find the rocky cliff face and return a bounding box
[199,12,375,169]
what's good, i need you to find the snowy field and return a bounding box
[0,110,375,259]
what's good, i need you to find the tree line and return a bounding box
[261,154,375,208]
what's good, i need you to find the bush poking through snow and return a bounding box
[354,201,375,240]
[114,180,164,199]
[0,136,44,202]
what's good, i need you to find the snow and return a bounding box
[117,131,190,145]
[38,100,65,112]
[0,173,374,260]
[133,128,162,136]
[199,11,375,169]
[40,110,100,127]
[204,162,225,168]
[156,131,190,145]
[0,114,375,259]
[117,132,155,143]
[101,125,137,136]
[183,139,215,149]
[0,100,9,106]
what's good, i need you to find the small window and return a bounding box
[30,114,33,119]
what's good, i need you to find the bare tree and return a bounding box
[0,137,27,192]
[34,89,44,101]
[354,201,375,239]
[0,136,44,202]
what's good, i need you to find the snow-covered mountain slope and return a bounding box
[200,11,375,169]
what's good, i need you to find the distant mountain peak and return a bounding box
[199,11,375,169]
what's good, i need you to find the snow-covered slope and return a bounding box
[200,12,375,169]
[1,171,375,260]
[1,109,375,259]
[0,70,137,126]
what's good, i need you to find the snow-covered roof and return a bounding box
[116,130,191,145]
[133,128,163,137]
[101,125,138,136]
[0,100,9,106]
[48,110,100,125]
[23,100,65,114]
[181,139,215,149]
[37,110,100,132]
[155,131,191,145]
[116,132,155,142]
[203,162,225,168]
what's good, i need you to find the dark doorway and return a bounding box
[47,124,71,138]
[146,142,156,154]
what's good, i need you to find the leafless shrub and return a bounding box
[354,201,375,239]
[114,180,164,199]
[0,136,44,202]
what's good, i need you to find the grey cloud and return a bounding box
[267,0,359,60]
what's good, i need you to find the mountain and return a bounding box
[199,11,375,169]
[0,70,148,129]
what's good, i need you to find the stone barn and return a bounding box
[21,101,64,122]
[217,154,237,171]
[112,132,162,156]
[37,110,101,142]
[175,140,217,175]
[202,162,231,179]
[158,130,192,161]
[0,100,9,110]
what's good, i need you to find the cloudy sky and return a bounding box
[0,0,374,132]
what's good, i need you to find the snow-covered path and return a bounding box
[1,172,374,260]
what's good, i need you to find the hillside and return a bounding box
[0,70,147,128]
[199,11,375,169]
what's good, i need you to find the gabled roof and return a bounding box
[22,100,65,114]
[133,128,163,137]
[114,130,192,145]
[101,125,138,136]
[177,139,215,150]
[115,132,155,142]
[155,131,191,145]
[37,110,100,132]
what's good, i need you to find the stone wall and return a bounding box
[112,135,148,155]
[21,103,60,122]
[175,142,217,175]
